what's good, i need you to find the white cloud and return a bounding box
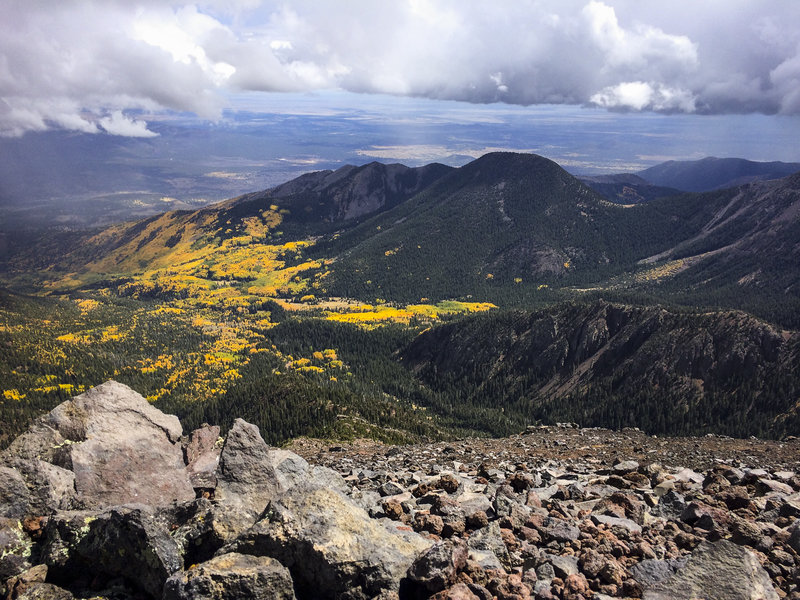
[99,111,158,137]
[2,0,800,137]
[591,81,696,112]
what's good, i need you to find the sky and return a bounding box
[2,0,800,217]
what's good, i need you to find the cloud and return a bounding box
[590,81,696,112]
[2,0,800,137]
[99,111,158,137]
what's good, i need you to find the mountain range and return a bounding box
[1,151,799,444]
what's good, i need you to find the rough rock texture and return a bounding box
[2,384,799,600]
[163,553,296,600]
[228,483,431,599]
[643,540,779,600]
[184,424,221,490]
[407,540,468,593]
[2,381,193,509]
[0,467,31,519]
[41,505,182,599]
[0,518,34,591]
[214,419,282,518]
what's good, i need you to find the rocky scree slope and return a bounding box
[1,381,799,600]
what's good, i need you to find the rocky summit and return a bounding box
[2,382,800,600]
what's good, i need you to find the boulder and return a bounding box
[0,518,34,590]
[184,425,221,490]
[788,520,800,554]
[590,513,642,535]
[41,505,183,599]
[6,459,76,515]
[163,553,296,600]
[214,419,283,518]
[643,539,778,600]
[4,381,193,509]
[467,522,510,570]
[228,483,430,599]
[407,540,468,593]
[0,466,31,519]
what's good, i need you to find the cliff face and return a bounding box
[1,382,799,600]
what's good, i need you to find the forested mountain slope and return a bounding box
[400,301,800,438]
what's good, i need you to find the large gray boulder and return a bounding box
[41,504,183,599]
[3,381,194,509]
[214,419,347,520]
[163,553,296,600]
[643,539,779,600]
[6,459,76,515]
[0,466,31,519]
[214,419,283,519]
[228,483,430,599]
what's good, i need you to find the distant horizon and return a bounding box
[3,2,800,220]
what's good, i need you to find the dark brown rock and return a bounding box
[407,540,468,593]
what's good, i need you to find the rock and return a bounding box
[380,481,406,497]
[184,425,221,490]
[756,478,794,496]
[7,381,193,509]
[643,539,779,600]
[214,419,283,518]
[407,540,468,593]
[468,522,510,570]
[650,490,687,520]
[3,565,74,600]
[0,466,31,519]
[788,520,800,554]
[430,582,480,600]
[41,505,183,599]
[0,518,34,588]
[6,459,76,515]
[163,553,296,600]
[548,554,579,578]
[630,559,677,587]
[540,518,580,543]
[13,583,75,600]
[613,460,639,474]
[590,513,642,535]
[228,483,430,599]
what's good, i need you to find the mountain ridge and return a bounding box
[637,156,800,192]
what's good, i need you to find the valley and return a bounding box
[1,152,798,447]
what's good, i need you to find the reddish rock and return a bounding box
[430,582,480,600]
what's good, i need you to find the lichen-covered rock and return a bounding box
[41,505,182,599]
[12,582,74,600]
[0,518,34,591]
[228,483,430,599]
[643,539,779,600]
[163,553,295,600]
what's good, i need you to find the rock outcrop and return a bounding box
[2,380,194,510]
[1,381,798,600]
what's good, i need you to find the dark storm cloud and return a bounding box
[2,0,799,137]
